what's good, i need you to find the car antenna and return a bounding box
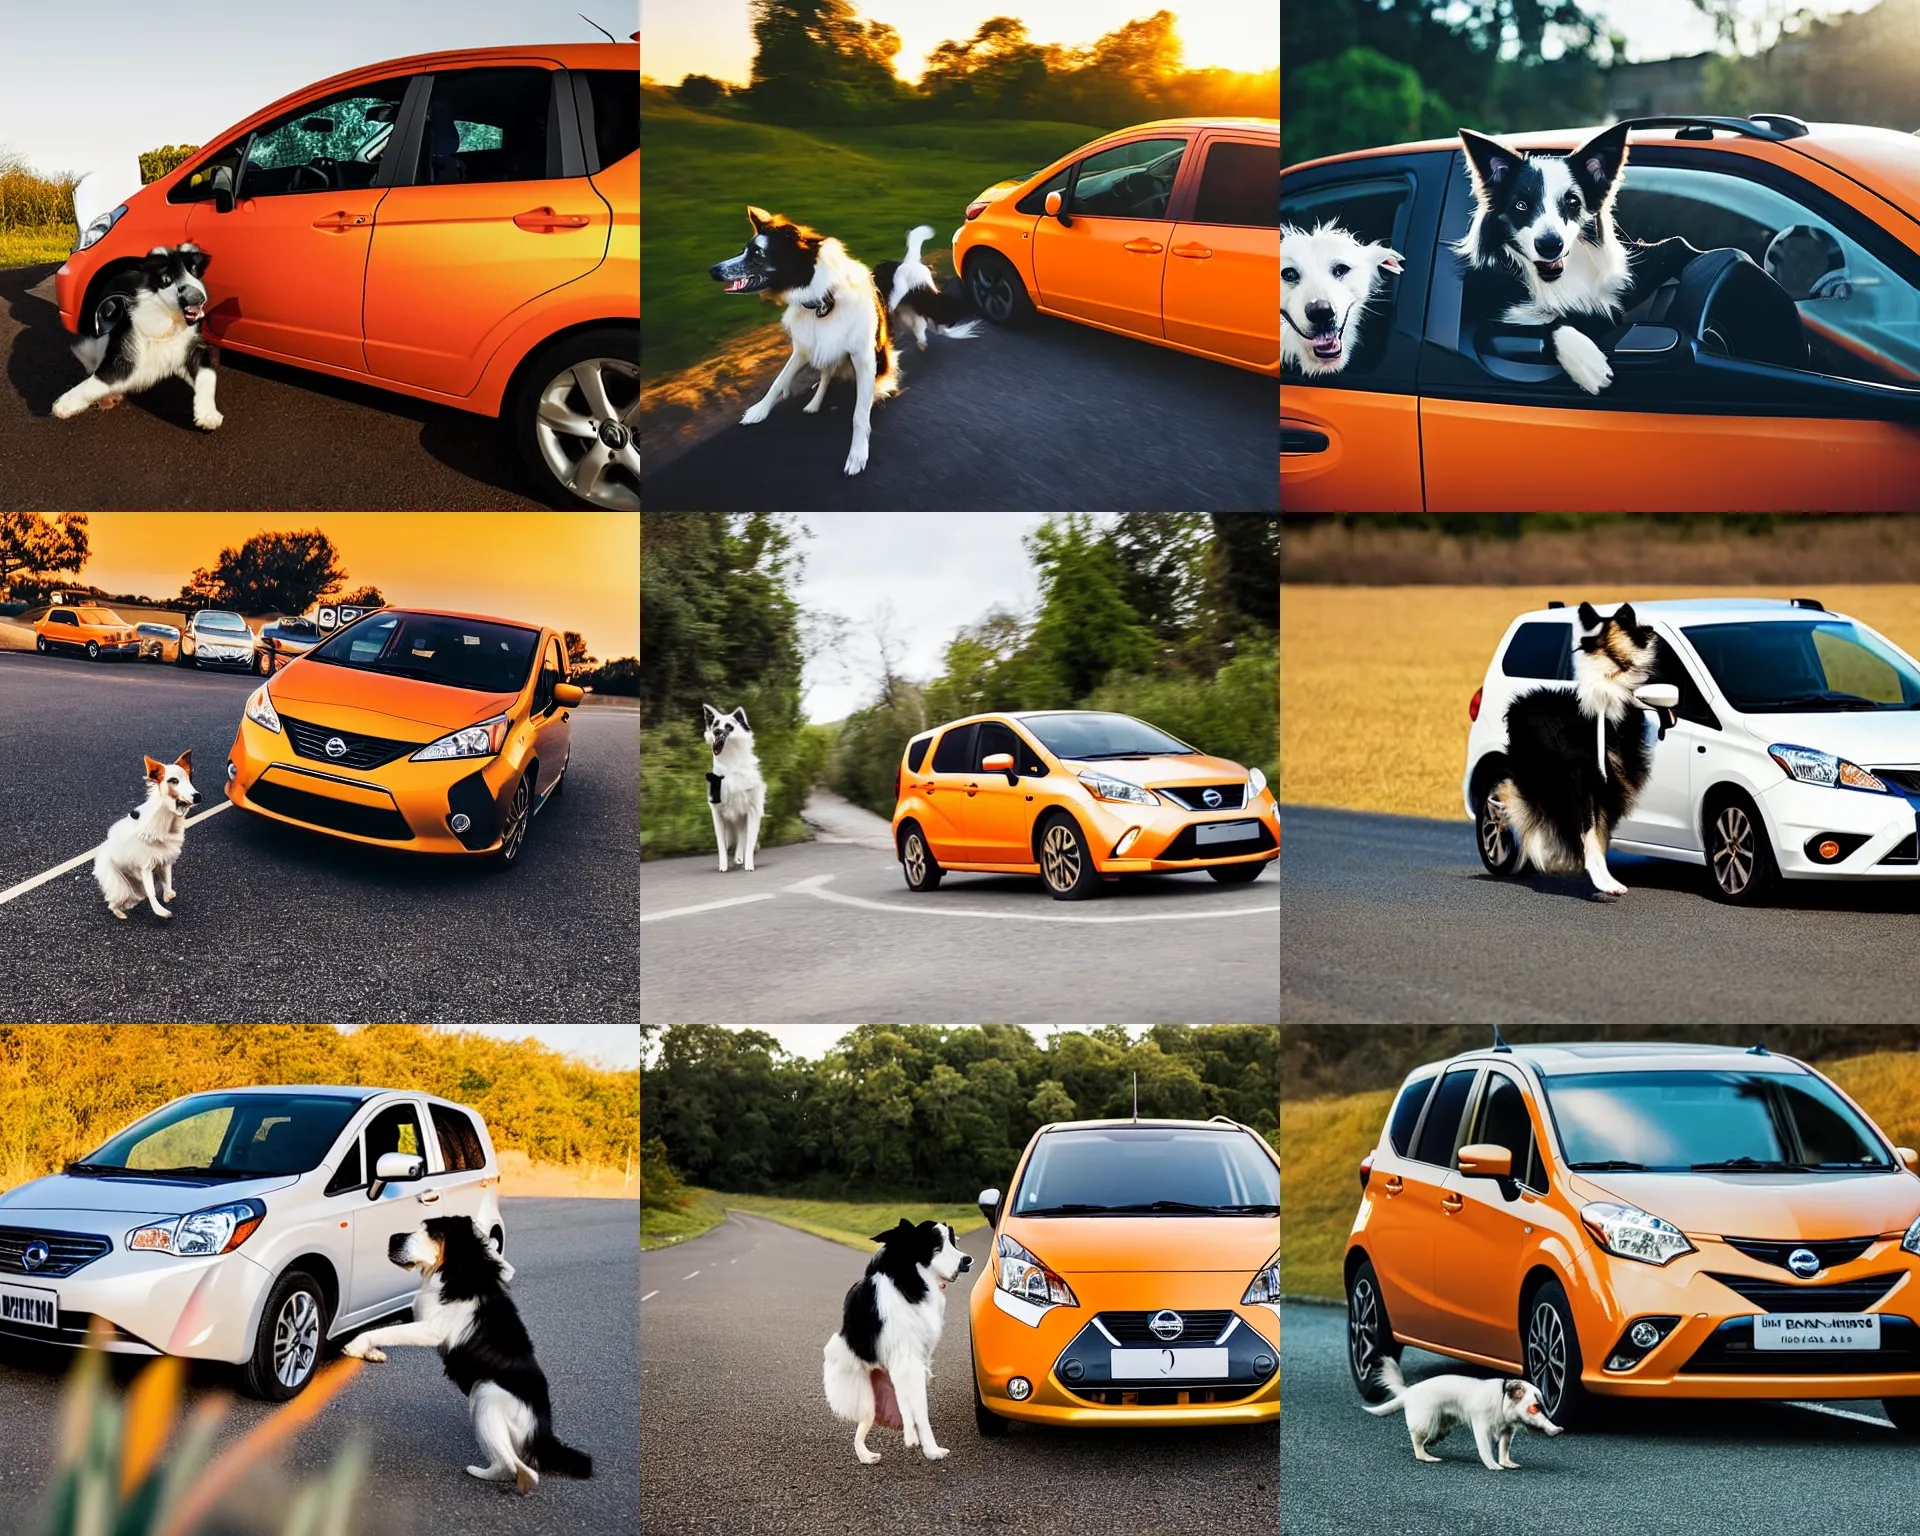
[1492,1026,1513,1054]
[1132,1070,1139,1122]
[1748,1040,1770,1055]
[578,12,615,41]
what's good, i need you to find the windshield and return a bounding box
[75,1092,363,1179]
[308,611,539,693]
[1542,1069,1893,1171]
[1018,712,1197,761]
[196,612,250,634]
[1683,620,1920,711]
[1010,1128,1278,1215]
[77,608,125,624]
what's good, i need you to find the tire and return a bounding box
[967,249,1035,328]
[511,326,641,510]
[1704,792,1779,905]
[972,1354,1011,1437]
[490,1226,506,1256]
[1346,1258,1401,1402]
[84,269,144,340]
[1036,813,1100,901]
[242,1269,328,1401]
[1524,1279,1594,1428]
[491,772,533,867]
[1884,1397,1920,1434]
[1207,862,1265,884]
[1474,763,1522,876]
[899,821,943,892]
[85,640,100,660]
[34,635,47,654]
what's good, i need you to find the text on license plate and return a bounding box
[1753,1312,1880,1350]
[0,1281,58,1330]
[1108,1346,1230,1380]
[1195,820,1259,846]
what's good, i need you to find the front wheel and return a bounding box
[1704,794,1779,905]
[967,249,1035,328]
[1037,814,1100,901]
[1206,862,1265,884]
[899,822,943,891]
[491,773,533,867]
[1524,1279,1594,1428]
[242,1269,328,1401]
[511,326,641,510]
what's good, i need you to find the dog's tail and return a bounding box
[1361,1357,1409,1416]
[876,228,981,339]
[531,1420,594,1479]
[904,223,935,267]
[823,1333,867,1422]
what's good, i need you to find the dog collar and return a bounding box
[802,293,836,318]
[706,770,725,805]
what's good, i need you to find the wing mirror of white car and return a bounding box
[369,1152,426,1198]
[978,1187,1002,1227]
[1634,684,1679,709]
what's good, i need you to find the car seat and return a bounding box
[1637,248,1809,371]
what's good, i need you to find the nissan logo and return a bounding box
[1149,1309,1185,1341]
[1202,788,1223,808]
[21,1241,49,1273]
[324,736,348,759]
[1787,1247,1821,1278]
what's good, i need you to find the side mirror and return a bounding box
[1044,189,1072,227]
[554,682,584,708]
[1633,684,1679,710]
[1456,1143,1513,1179]
[981,752,1017,783]
[978,1187,1002,1227]
[1900,1147,1919,1174]
[213,187,234,215]
[368,1151,425,1199]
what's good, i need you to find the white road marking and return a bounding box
[0,802,232,909]
[788,871,1279,924]
[1790,1401,1891,1428]
[683,1270,700,1280]
[639,890,781,924]
[641,1290,659,1302]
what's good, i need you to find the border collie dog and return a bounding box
[1282,221,1403,375]
[93,751,198,919]
[823,1219,972,1464]
[53,244,222,429]
[342,1217,592,1493]
[1455,125,1702,396]
[1492,601,1660,897]
[703,703,766,874]
[710,207,975,475]
[1366,1359,1564,1470]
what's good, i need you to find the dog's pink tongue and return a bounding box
[870,1368,904,1430]
[1312,336,1342,359]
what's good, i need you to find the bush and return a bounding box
[138,144,200,184]
[584,656,640,696]
[0,151,75,230]
[1281,47,1453,167]
[675,74,725,110]
[1085,650,1278,785]
[827,700,920,818]
[641,1135,690,1210]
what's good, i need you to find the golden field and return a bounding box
[1281,585,1920,820]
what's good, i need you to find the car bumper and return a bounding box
[1081,792,1281,873]
[1758,778,1920,879]
[0,1243,271,1362]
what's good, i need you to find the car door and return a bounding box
[361,64,610,396]
[1435,1068,1543,1364]
[347,1098,441,1317]
[45,609,80,651]
[917,723,978,864]
[966,720,1045,865]
[183,75,415,370]
[1616,638,1720,852]
[1032,134,1188,339]
[1419,142,1920,511]
[1163,132,1278,371]
[1280,152,1446,511]
[1372,1065,1480,1346]
[427,1103,493,1225]
[527,636,571,799]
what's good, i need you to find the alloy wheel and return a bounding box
[905,833,927,885]
[273,1290,319,1389]
[1041,824,1080,891]
[972,265,1014,322]
[1348,1275,1382,1383]
[1479,795,1510,868]
[1526,1302,1567,1418]
[1713,805,1754,895]
[500,777,531,863]
[534,357,641,510]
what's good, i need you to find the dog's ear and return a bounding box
[173,748,192,774]
[182,246,210,277]
[702,702,720,721]
[747,205,773,233]
[144,755,164,781]
[869,1217,915,1244]
[1611,601,1638,631]
[1460,129,1525,196]
[1366,242,1405,277]
[1505,1379,1529,1403]
[1568,122,1630,206]
[730,706,750,731]
[1576,600,1603,630]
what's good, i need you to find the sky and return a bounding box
[0,0,638,179]
[643,1024,1140,1063]
[71,513,638,664]
[791,513,1049,724]
[641,0,1280,88]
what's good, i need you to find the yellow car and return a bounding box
[969,1116,1279,1431]
[225,607,580,864]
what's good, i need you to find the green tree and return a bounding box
[1026,1078,1076,1125]
[1025,514,1152,705]
[675,74,726,110]
[747,0,903,122]
[178,529,344,614]
[1281,47,1453,167]
[337,584,384,606]
[0,511,88,597]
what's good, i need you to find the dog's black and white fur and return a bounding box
[341,1217,593,1494]
[93,750,199,919]
[1365,1359,1564,1470]
[823,1219,973,1464]
[1493,601,1661,897]
[1455,126,1702,395]
[53,244,222,429]
[710,208,975,474]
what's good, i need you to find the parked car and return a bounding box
[955,117,1278,375]
[135,621,181,662]
[257,615,324,674]
[34,605,139,660]
[180,609,259,671]
[1346,1040,1920,1429]
[1283,113,1920,510]
[227,607,579,864]
[53,42,639,510]
[1466,596,1920,904]
[970,1116,1278,1432]
[891,710,1278,899]
[0,1085,502,1400]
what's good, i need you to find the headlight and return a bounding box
[1248,766,1268,797]
[74,202,128,253]
[1768,743,1888,793]
[1078,770,1159,807]
[127,1198,266,1257]
[995,1233,1079,1309]
[411,715,510,762]
[244,684,281,734]
[1242,1248,1280,1304]
[1580,1201,1694,1266]
[1901,1214,1920,1256]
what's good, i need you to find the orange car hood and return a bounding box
[1059,753,1248,787]
[1572,1169,1920,1239]
[269,660,517,734]
[1000,1215,1277,1273]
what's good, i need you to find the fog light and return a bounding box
[1819,839,1840,860]
[1253,1352,1275,1375]
[1114,828,1140,856]
[449,813,472,834]
[225,761,237,782]
[1629,1320,1662,1350]
[1007,1376,1031,1401]
[1061,1359,1083,1381]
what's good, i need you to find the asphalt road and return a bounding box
[641,1212,1276,1536]
[1282,1298,1920,1536]
[643,314,1278,511]
[1,263,542,510]
[1282,802,1920,1023]
[0,653,638,1022]
[638,832,1280,1024]
[0,1198,636,1536]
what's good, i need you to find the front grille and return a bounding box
[1706,1271,1899,1312]
[1157,821,1277,862]
[0,1226,110,1278]
[1158,784,1246,812]
[248,779,415,841]
[1681,1315,1920,1375]
[1722,1236,1878,1271]
[1098,1309,1237,1345]
[1872,768,1920,796]
[1061,1383,1264,1406]
[281,714,418,771]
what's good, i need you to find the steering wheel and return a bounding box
[289,158,335,192]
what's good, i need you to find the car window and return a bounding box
[238,78,411,197]
[418,67,556,185]
[1681,620,1920,710]
[533,638,561,714]
[1016,165,1071,216]
[1281,172,1415,385]
[1410,1067,1477,1167]
[974,720,1045,775]
[1071,138,1187,220]
[430,1104,487,1173]
[49,610,76,625]
[1501,621,1575,681]
[170,141,245,205]
[363,1102,425,1171]
[1191,140,1276,228]
[1651,643,1720,730]
[1386,1073,1436,1156]
[576,68,638,171]
[905,734,933,773]
[930,723,978,772]
[1471,1071,1543,1191]
[324,1138,364,1197]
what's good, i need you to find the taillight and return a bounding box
[1359,1152,1374,1193]
[1469,686,1482,722]
[964,200,989,221]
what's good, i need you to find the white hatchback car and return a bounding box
[1464,597,1920,904]
[0,1085,502,1399]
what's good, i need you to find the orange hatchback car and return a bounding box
[54,42,639,509]
[1347,1040,1920,1431]
[34,605,140,661]
[954,118,1279,374]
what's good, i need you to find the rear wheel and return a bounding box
[1524,1279,1594,1428]
[511,327,641,510]
[899,821,943,892]
[1704,792,1778,905]
[1474,763,1522,876]
[1037,814,1100,900]
[1206,862,1265,884]
[967,249,1035,328]
[34,635,47,654]
[1346,1258,1401,1402]
[243,1269,328,1401]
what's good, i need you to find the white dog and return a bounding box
[1365,1358,1563,1469]
[93,751,199,919]
[1282,221,1403,375]
[703,703,766,873]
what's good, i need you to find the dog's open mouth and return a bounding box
[1532,259,1565,281]
[721,277,758,294]
[1310,333,1343,361]
[182,303,205,322]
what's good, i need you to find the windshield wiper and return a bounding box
[1075,750,1196,759]
[1734,694,1878,712]
[1017,1203,1113,1216]
[1097,1200,1279,1215]
[63,1161,125,1175]
[1567,1160,1648,1171]
[1689,1157,1800,1171]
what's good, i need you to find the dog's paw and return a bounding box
[802,395,826,414]
[151,905,171,920]
[922,1445,950,1460]
[342,1338,385,1362]
[1591,874,1629,898]
[515,1466,538,1494]
[743,858,755,871]
[194,407,224,431]
[111,908,128,920]
[50,393,86,419]
[843,443,868,475]
[1554,328,1613,394]
[98,394,121,411]
[740,401,772,425]
[855,1446,881,1465]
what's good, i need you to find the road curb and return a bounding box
[1282,1292,1342,1308]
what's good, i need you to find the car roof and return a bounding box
[1036,1116,1264,1133]
[356,607,545,632]
[180,1085,384,1098]
[1422,1042,1811,1078]
[1503,598,1846,626]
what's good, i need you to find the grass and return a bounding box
[0,223,74,267]
[641,95,1101,376]
[641,1188,730,1250]
[1281,584,1920,820]
[642,1187,990,1254]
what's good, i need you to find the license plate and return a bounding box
[1108,1346,1230,1380]
[1195,820,1259,846]
[0,1281,58,1331]
[1753,1313,1881,1350]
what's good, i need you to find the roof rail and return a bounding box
[1790,596,1827,611]
[1613,113,1810,142]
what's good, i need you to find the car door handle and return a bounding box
[514,207,592,232]
[1282,427,1331,455]
[1441,1193,1464,1215]
[1123,238,1165,254]
[1171,242,1212,259]
[966,782,980,797]
[418,1190,441,1204]
[311,211,368,232]
[1381,1175,1403,1197]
